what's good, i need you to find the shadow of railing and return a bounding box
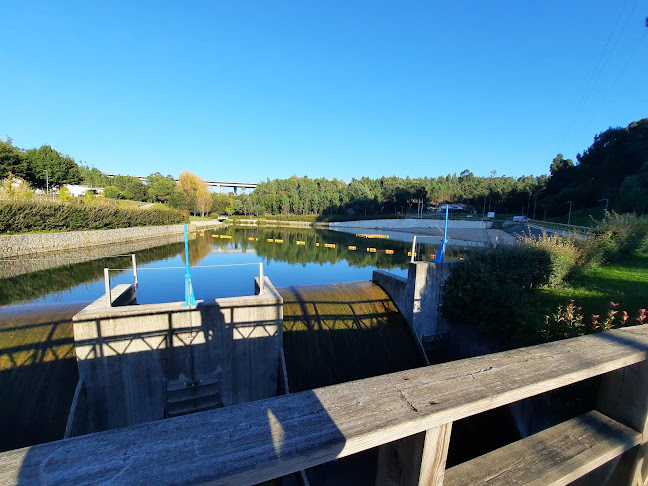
[279,282,424,393]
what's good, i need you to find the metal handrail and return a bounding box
[506,219,594,234]
[103,260,265,307]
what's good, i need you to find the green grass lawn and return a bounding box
[535,252,648,319]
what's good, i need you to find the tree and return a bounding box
[195,187,213,216]
[178,171,209,215]
[24,145,82,188]
[103,186,123,199]
[146,172,176,203]
[549,154,574,175]
[211,193,231,216]
[111,175,147,201]
[0,140,27,179]
[79,166,111,187]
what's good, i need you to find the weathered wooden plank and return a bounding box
[444,411,641,486]
[1,326,648,486]
[419,423,452,485]
[375,423,452,486]
[591,360,648,484]
[376,431,426,486]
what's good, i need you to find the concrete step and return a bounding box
[166,376,219,392]
[167,387,221,405]
[166,395,223,418]
[165,376,223,418]
[167,380,220,403]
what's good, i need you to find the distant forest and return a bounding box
[1,117,646,218]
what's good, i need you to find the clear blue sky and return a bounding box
[1,1,646,183]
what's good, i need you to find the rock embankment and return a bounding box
[0,222,219,259]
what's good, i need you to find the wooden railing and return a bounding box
[2,326,648,485]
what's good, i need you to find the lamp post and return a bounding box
[598,198,609,211]
[541,204,547,221]
[532,193,538,220]
[566,201,573,227]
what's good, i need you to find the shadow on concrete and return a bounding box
[279,282,424,393]
[0,303,87,452]
[71,297,284,434]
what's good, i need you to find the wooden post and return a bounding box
[375,423,452,486]
[595,360,648,485]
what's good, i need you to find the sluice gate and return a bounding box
[279,281,425,393]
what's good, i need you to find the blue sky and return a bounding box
[1,1,646,183]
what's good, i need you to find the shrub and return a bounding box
[519,233,581,287]
[442,245,552,337]
[578,212,648,266]
[0,199,188,233]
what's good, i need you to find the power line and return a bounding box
[563,0,636,145]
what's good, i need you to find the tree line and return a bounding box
[2,116,646,218]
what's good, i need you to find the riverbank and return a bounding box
[0,221,221,259]
[225,218,329,228]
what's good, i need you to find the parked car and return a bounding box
[512,216,531,223]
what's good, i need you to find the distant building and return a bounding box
[437,203,466,212]
[60,185,104,197]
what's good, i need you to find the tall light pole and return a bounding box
[541,204,547,221]
[532,193,538,220]
[598,198,609,211]
[566,201,573,227]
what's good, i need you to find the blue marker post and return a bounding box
[184,224,196,307]
[433,206,449,263]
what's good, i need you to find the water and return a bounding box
[1,226,466,309]
[0,225,471,454]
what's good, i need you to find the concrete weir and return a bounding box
[69,277,284,434]
[372,261,458,360]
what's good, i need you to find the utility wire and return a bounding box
[563,0,636,145]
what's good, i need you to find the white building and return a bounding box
[61,185,104,197]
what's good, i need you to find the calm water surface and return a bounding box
[1,226,464,309]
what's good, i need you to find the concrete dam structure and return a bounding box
[65,271,435,437]
[280,281,424,393]
[68,277,284,434]
[7,260,648,485]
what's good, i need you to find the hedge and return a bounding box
[0,199,188,233]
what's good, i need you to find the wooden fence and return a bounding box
[2,325,648,485]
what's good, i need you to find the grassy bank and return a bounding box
[443,212,648,345]
[535,252,648,319]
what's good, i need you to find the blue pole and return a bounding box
[184,224,196,306]
[434,206,449,263]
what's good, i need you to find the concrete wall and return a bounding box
[72,277,283,433]
[373,262,459,342]
[0,234,188,279]
[408,261,459,340]
[64,380,89,439]
[330,218,492,230]
[0,225,192,258]
[372,270,409,323]
[0,222,221,259]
